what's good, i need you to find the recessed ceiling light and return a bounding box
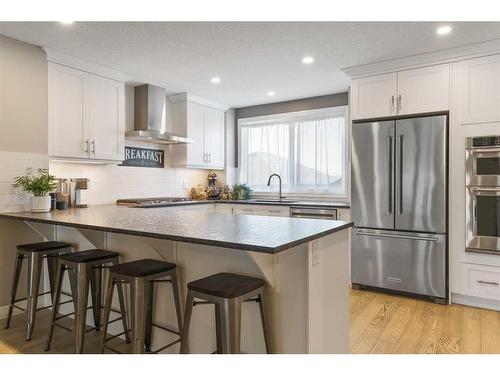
[267,91,275,97]
[302,56,314,64]
[436,25,452,35]
[210,76,221,84]
[59,21,75,25]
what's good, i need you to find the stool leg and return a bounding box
[180,290,194,354]
[170,270,183,335]
[68,268,78,312]
[74,263,90,354]
[144,281,155,352]
[4,253,23,329]
[115,276,131,344]
[44,262,65,351]
[219,297,242,354]
[46,255,58,304]
[99,276,115,353]
[214,304,223,354]
[130,277,147,354]
[26,252,43,341]
[258,292,272,354]
[90,266,102,330]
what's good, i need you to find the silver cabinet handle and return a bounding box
[477,280,499,286]
[387,135,393,215]
[203,153,207,163]
[91,139,95,154]
[397,94,402,112]
[390,96,395,113]
[398,134,404,215]
[356,230,439,242]
[84,138,90,154]
[208,153,211,163]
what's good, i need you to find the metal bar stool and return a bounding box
[180,272,271,354]
[4,241,72,341]
[45,249,130,354]
[100,259,183,354]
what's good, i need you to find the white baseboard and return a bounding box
[451,293,500,311]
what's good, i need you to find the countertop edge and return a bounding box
[0,212,353,254]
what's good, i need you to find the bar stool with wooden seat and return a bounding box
[100,259,183,354]
[180,272,271,354]
[4,241,72,341]
[45,249,130,354]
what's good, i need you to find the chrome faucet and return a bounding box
[267,173,285,202]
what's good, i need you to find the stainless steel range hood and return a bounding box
[125,84,192,145]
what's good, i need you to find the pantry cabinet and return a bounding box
[456,54,500,125]
[48,62,125,162]
[351,64,450,120]
[170,94,226,170]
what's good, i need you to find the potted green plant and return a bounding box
[230,183,252,200]
[13,168,57,213]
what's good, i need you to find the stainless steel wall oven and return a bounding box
[466,136,500,254]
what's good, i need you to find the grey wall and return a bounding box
[230,92,348,167]
[235,92,348,119]
[0,34,48,154]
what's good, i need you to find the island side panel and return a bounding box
[307,229,350,353]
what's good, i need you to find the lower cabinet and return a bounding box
[216,204,289,217]
[456,263,500,301]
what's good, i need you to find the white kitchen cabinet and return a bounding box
[397,64,450,115]
[170,94,226,170]
[456,54,500,125]
[48,62,125,162]
[351,64,450,120]
[351,73,397,120]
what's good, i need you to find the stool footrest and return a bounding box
[53,321,72,332]
[104,329,131,343]
[151,321,180,336]
[151,338,181,354]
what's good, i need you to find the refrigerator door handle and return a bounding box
[398,134,404,215]
[387,135,393,215]
[356,230,440,242]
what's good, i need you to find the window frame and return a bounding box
[237,105,350,201]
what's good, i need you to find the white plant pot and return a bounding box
[31,195,51,213]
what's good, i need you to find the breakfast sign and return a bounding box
[119,146,164,168]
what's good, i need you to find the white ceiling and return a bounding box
[1,22,500,108]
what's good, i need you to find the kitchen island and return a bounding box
[0,205,352,354]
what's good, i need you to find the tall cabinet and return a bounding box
[48,62,125,162]
[169,94,226,170]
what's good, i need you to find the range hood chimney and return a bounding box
[125,84,191,145]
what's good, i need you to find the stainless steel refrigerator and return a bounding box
[351,114,447,302]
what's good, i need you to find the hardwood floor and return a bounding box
[1,289,499,354]
[350,289,500,354]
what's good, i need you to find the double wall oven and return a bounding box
[466,136,500,254]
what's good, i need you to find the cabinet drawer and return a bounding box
[465,264,500,299]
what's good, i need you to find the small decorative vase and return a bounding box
[31,195,52,213]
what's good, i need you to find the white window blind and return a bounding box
[239,106,348,197]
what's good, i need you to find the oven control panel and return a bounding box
[471,136,500,148]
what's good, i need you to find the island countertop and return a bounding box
[0,205,353,254]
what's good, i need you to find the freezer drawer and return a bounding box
[351,228,446,298]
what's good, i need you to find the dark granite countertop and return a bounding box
[126,199,350,209]
[0,205,353,254]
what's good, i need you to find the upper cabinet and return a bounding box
[456,54,500,125]
[351,73,397,120]
[351,64,450,120]
[48,62,125,162]
[170,94,226,170]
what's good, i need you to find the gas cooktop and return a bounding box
[116,197,193,208]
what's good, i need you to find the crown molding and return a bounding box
[342,38,500,78]
[42,47,129,82]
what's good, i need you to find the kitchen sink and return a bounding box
[252,199,299,203]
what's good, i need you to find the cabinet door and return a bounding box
[397,64,450,115]
[89,76,125,161]
[457,55,500,124]
[48,63,89,158]
[351,73,397,120]
[186,102,207,167]
[204,107,225,169]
